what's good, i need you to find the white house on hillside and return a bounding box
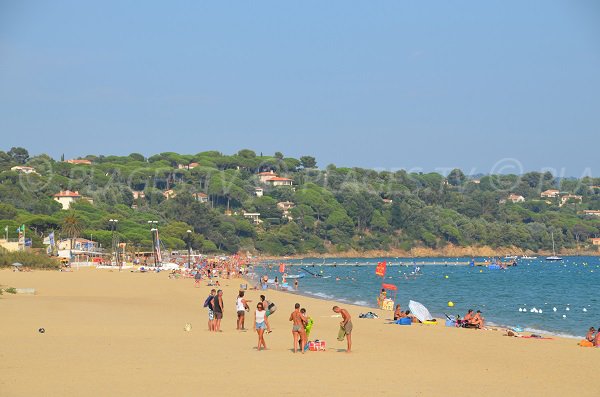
[11,166,38,174]
[266,176,293,187]
[53,190,82,210]
[192,192,209,203]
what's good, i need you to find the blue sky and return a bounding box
[1,1,599,175]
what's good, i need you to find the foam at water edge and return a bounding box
[483,321,582,339]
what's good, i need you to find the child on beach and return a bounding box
[254,302,270,351]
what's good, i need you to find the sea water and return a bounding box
[256,256,600,338]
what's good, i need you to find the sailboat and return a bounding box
[546,232,562,261]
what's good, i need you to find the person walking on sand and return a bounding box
[333,306,352,353]
[213,290,224,332]
[236,291,251,330]
[254,302,271,351]
[289,303,307,353]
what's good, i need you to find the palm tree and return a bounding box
[61,213,83,254]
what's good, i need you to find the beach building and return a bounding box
[382,198,393,205]
[590,237,600,246]
[254,187,264,197]
[540,189,560,198]
[57,238,99,251]
[53,190,82,210]
[192,192,208,203]
[0,239,19,252]
[560,194,582,207]
[243,212,262,224]
[65,159,92,165]
[10,165,38,174]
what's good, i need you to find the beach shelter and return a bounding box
[408,300,434,322]
[381,283,398,301]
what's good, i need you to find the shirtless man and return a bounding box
[471,310,485,329]
[289,303,307,353]
[462,309,475,326]
[333,306,352,353]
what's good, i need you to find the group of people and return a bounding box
[203,289,224,332]
[458,309,485,329]
[393,304,418,323]
[202,288,353,352]
[581,326,600,347]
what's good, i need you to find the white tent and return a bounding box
[408,300,434,323]
[160,263,180,270]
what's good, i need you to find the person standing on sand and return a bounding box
[289,303,307,353]
[236,291,251,330]
[254,302,271,351]
[333,306,352,353]
[204,289,216,331]
[213,290,224,332]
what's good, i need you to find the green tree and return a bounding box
[61,213,84,252]
[300,156,317,169]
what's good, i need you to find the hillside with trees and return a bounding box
[1,147,600,256]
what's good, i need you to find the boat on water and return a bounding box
[521,255,538,260]
[504,255,518,260]
[283,273,305,279]
[546,232,563,261]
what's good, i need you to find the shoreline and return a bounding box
[244,273,587,340]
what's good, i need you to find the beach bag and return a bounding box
[308,340,326,351]
[268,302,277,314]
[203,295,213,309]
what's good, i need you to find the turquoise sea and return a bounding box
[256,256,600,338]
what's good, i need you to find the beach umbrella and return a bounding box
[408,300,434,323]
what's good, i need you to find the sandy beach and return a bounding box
[1,268,599,397]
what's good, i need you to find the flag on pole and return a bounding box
[154,230,162,263]
[375,261,387,277]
